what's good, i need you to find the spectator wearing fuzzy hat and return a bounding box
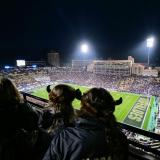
[35,84,82,160]
[42,84,81,133]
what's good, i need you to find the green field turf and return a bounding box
[31,83,153,130]
[142,96,154,130]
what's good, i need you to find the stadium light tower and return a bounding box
[146,37,154,66]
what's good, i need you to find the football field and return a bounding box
[31,83,154,130]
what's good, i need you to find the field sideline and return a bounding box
[31,83,153,130]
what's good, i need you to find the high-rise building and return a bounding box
[47,52,60,67]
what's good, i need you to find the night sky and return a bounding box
[0,0,160,67]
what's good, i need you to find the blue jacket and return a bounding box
[43,117,128,160]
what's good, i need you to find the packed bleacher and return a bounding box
[2,67,160,97]
[0,67,50,92]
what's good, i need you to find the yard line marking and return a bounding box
[141,96,151,129]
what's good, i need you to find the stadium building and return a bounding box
[71,60,92,71]
[47,52,60,67]
[88,59,133,76]
[132,63,144,75]
[26,61,46,67]
[72,56,158,77]
[72,56,134,75]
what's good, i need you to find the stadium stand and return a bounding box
[2,67,160,96]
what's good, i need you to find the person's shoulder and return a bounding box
[17,102,38,118]
[18,102,30,108]
[51,126,77,141]
[49,126,81,154]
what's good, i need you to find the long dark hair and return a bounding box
[47,84,82,128]
[80,88,122,124]
[0,78,22,105]
[79,88,128,159]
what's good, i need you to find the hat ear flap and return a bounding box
[46,85,51,93]
[114,97,123,105]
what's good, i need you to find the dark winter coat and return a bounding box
[43,117,128,160]
[0,102,39,160]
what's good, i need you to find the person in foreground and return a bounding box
[43,87,128,160]
[35,84,82,160]
[41,84,82,133]
[0,78,39,160]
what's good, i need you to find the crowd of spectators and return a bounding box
[122,129,160,152]
[0,67,50,92]
[1,67,160,97]
[49,69,160,97]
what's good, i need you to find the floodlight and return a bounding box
[81,43,89,53]
[146,36,155,66]
[147,37,154,48]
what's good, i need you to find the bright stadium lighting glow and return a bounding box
[81,43,89,53]
[16,60,26,67]
[146,36,155,66]
[74,41,96,60]
[32,64,37,68]
[146,37,154,48]
[4,65,10,69]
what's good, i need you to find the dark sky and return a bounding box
[0,0,160,66]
